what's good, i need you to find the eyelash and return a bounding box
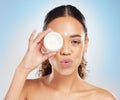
[71,40,81,45]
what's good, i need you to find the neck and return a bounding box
[47,70,82,93]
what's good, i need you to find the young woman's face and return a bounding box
[47,16,88,76]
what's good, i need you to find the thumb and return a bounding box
[42,52,56,61]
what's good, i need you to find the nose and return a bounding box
[60,42,71,56]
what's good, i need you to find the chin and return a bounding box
[54,68,77,76]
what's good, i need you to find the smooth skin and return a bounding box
[5,16,116,100]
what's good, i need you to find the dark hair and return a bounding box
[39,5,88,79]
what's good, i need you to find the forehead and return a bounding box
[47,16,84,36]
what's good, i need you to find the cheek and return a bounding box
[73,46,84,64]
[74,46,84,58]
[75,51,82,63]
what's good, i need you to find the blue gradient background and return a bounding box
[0,0,120,99]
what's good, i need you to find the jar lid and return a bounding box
[44,32,63,51]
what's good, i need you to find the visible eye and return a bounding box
[71,40,81,46]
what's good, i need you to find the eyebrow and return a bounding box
[70,34,82,38]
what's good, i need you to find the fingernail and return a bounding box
[33,29,37,33]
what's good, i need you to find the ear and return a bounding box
[83,37,89,54]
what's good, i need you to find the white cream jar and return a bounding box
[44,32,63,51]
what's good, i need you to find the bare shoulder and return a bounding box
[79,80,116,100]
[24,77,43,90]
[21,77,44,96]
[23,75,49,92]
[93,86,116,100]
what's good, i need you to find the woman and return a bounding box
[5,5,116,100]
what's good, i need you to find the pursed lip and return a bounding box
[60,59,73,67]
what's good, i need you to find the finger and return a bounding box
[37,38,44,50]
[29,29,37,43]
[34,28,52,43]
[42,52,56,61]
